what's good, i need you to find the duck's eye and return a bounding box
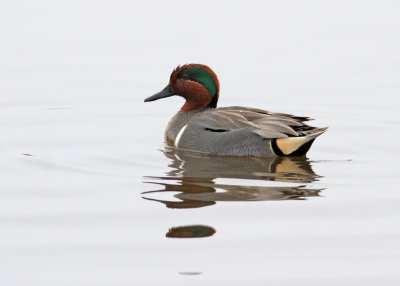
[178,70,190,80]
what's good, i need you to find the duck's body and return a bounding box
[145,64,326,157]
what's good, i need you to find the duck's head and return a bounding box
[144,64,220,112]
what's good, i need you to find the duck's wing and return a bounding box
[217,106,313,122]
[195,107,320,138]
[177,107,327,156]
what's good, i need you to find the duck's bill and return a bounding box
[144,84,175,102]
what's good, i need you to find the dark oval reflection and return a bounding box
[142,148,323,209]
[166,225,216,238]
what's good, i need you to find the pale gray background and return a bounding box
[1,1,399,285]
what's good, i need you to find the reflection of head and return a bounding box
[166,225,216,238]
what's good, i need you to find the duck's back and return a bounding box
[165,106,326,157]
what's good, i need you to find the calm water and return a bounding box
[1,1,400,285]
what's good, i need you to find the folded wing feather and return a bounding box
[197,107,311,139]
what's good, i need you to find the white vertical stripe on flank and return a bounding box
[174,124,188,148]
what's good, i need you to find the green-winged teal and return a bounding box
[145,64,327,157]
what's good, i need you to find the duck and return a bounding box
[144,64,327,157]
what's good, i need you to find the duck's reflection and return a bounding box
[142,149,322,209]
[143,149,323,238]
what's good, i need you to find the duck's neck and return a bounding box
[180,89,211,112]
[181,101,208,112]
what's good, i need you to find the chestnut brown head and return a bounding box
[145,64,220,112]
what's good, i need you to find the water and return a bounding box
[1,1,400,285]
